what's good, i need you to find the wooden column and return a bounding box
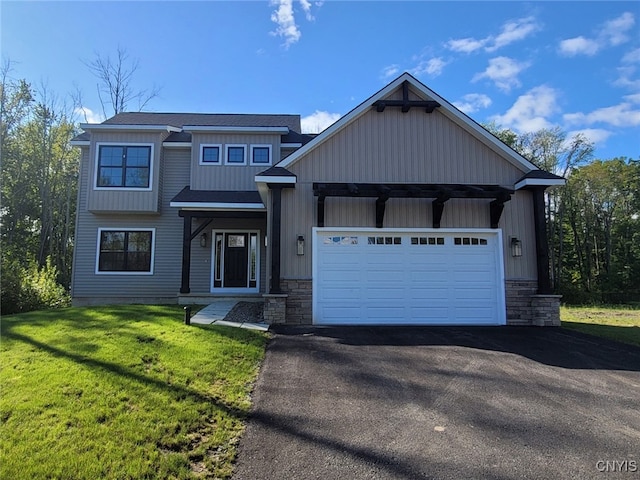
[270,186,283,294]
[532,187,552,294]
[180,213,192,294]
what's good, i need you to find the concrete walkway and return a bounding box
[189,300,269,331]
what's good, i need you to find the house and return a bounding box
[70,73,565,326]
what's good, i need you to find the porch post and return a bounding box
[270,186,283,294]
[180,212,192,294]
[532,187,552,294]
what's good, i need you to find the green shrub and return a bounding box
[1,254,70,314]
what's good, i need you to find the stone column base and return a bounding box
[262,294,288,324]
[530,295,562,327]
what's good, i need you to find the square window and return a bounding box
[411,237,418,245]
[454,237,462,245]
[226,146,246,164]
[368,237,376,245]
[437,237,445,245]
[251,146,271,165]
[393,237,401,245]
[202,146,220,164]
[480,239,488,245]
[419,237,427,245]
[428,237,436,245]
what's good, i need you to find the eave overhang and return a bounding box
[79,123,182,133]
[515,171,566,190]
[170,187,266,212]
[182,126,289,134]
[254,166,297,203]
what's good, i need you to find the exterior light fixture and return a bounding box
[297,234,305,255]
[510,236,522,257]
[200,233,207,248]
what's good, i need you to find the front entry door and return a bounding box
[223,233,248,288]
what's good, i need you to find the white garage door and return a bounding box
[313,228,506,325]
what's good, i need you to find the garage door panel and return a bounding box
[314,230,505,326]
[319,287,362,301]
[408,287,449,300]
[365,288,406,300]
[364,307,409,321]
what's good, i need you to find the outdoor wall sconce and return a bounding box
[200,233,207,248]
[510,236,522,257]
[297,234,305,255]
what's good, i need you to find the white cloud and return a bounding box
[558,36,600,57]
[567,128,613,147]
[472,56,530,92]
[446,37,487,54]
[622,47,640,64]
[446,16,539,54]
[381,64,400,79]
[301,110,341,133]
[270,0,318,48]
[411,57,448,77]
[490,85,559,133]
[600,11,635,46]
[563,98,640,128]
[614,66,640,90]
[299,0,313,20]
[558,12,635,57]
[453,93,492,114]
[75,106,104,124]
[486,16,540,52]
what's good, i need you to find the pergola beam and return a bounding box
[313,182,514,229]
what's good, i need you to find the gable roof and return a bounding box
[277,72,541,175]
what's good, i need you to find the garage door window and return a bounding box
[454,237,488,246]
[324,236,358,245]
[368,236,402,245]
[411,236,445,245]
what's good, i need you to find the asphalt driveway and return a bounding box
[232,327,640,480]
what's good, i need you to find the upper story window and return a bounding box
[225,145,246,165]
[200,144,221,164]
[250,145,272,165]
[95,144,152,189]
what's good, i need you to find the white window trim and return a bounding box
[250,144,272,166]
[95,227,156,275]
[199,143,222,165]
[93,142,154,191]
[225,144,247,165]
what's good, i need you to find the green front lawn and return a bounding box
[561,305,640,347]
[0,305,268,479]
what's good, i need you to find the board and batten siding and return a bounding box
[86,131,168,213]
[190,133,281,191]
[279,106,537,281]
[72,147,190,301]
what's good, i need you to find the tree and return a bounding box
[561,158,640,302]
[84,47,160,118]
[1,65,78,312]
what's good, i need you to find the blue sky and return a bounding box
[2,1,639,160]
